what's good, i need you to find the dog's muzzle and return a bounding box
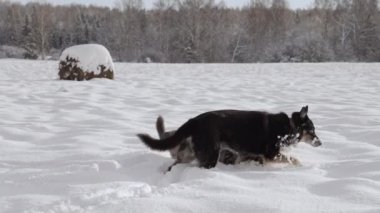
[311,137,322,147]
[298,130,322,147]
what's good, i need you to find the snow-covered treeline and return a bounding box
[0,0,379,62]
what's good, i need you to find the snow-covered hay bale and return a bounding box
[58,44,114,81]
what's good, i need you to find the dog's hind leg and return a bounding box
[219,149,238,165]
[239,154,266,165]
[197,150,219,169]
[193,133,220,169]
[167,160,179,172]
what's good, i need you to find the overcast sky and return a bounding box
[10,0,315,9]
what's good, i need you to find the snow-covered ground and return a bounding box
[0,59,379,213]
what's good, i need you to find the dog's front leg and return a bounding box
[238,154,266,165]
[273,153,301,166]
[288,156,301,166]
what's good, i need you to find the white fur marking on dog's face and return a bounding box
[310,137,322,147]
[300,130,321,147]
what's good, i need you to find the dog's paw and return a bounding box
[289,157,302,166]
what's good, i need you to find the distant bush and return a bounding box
[58,44,114,81]
[59,56,113,81]
[0,46,26,59]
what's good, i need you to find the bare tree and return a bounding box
[0,0,379,62]
[25,3,53,59]
[3,3,23,46]
[351,0,379,61]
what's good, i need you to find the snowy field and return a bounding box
[0,59,379,213]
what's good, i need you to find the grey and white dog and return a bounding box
[156,116,195,171]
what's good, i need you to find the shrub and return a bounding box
[58,44,114,81]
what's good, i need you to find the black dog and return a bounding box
[138,106,321,169]
[156,116,259,171]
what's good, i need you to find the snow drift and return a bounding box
[0,60,379,213]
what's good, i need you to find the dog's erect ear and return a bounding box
[300,105,308,120]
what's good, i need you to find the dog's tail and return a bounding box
[137,118,195,151]
[156,116,165,139]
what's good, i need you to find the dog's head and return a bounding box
[291,106,322,147]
